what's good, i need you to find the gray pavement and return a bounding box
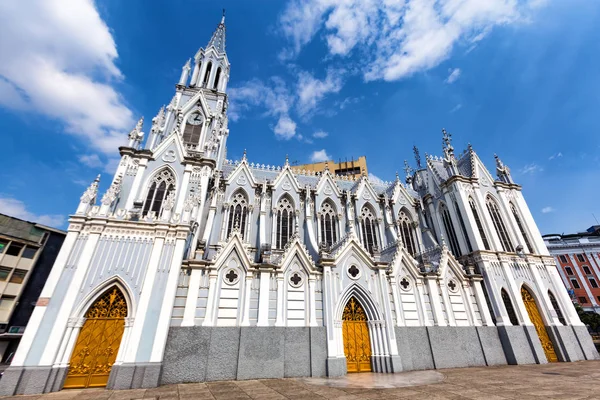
[2,360,600,399]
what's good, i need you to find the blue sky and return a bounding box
[0,0,599,235]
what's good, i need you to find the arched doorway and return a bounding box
[64,286,128,388]
[520,286,558,363]
[342,297,372,372]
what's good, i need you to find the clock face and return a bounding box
[187,112,203,126]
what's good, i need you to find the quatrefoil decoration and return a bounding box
[348,265,360,279]
[290,272,303,287]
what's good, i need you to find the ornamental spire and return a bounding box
[207,11,226,54]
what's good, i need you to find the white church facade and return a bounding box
[1,16,597,396]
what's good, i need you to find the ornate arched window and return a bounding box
[203,62,212,87]
[454,201,473,253]
[439,203,461,257]
[398,210,416,256]
[548,290,566,325]
[360,205,379,255]
[142,169,175,217]
[486,197,513,252]
[469,197,490,250]
[510,202,533,254]
[276,196,294,249]
[319,201,338,246]
[226,191,248,239]
[214,67,222,90]
[183,111,203,145]
[501,288,519,325]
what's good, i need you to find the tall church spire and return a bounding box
[207,9,226,55]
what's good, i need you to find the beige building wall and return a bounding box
[294,156,367,180]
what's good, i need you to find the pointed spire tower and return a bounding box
[189,11,230,91]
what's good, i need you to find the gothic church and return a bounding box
[1,16,597,396]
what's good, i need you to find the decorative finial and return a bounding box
[396,171,400,181]
[325,161,329,171]
[285,154,289,166]
[94,174,101,182]
[242,149,247,161]
[413,145,422,169]
[221,8,226,24]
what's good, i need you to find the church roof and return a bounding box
[207,15,226,54]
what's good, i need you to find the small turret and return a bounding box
[494,154,514,184]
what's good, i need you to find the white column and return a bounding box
[123,236,165,362]
[389,276,405,326]
[54,325,73,367]
[58,319,83,366]
[473,279,494,326]
[40,231,101,365]
[439,281,456,326]
[240,275,253,326]
[150,237,187,362]
[115,317,135,364]
[175,165,192,215]
[308,277,318,327]
[322,266,337,358]
[125,159,148,210]
[181,269,202,326]
[415,281,431,325]
[275,275,285,326]
[190,62,200,87]
[426,277,446,326]
[460,283,477,326]
[11,229,80,366]
[500,260,530,324]
[257,271,271,326]
[202,273,218,326]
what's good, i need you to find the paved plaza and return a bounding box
[2,361,600,400]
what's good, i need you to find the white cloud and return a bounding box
[279,0,543,81]
[0,0,134,154]
[274,115,297,140]
[445,68,461,84]
[310,149,331,162]
[337,96,363,110]
[450,103,463,113]
[548,152,563,160]
[313,130,328,138]
[520,163,543,175]
[541,206,555,214]
[368,172,384,185]
[78,154,103,169]
[297,69,344,116]
[0,196,65,227]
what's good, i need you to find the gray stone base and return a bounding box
[0,366,53,396]
[476,326,507,366]
[523,325,548,364]
[572,325,600,360]
[497,325,537,365]
[107,362,161,390]
[161,326,327,385]
[548,325,584,362]
[395,327,434,371]
[326,357,346,377]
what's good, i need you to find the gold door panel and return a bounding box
[342,297,372,373]
[521,287,558,363]
[64,287,127,389]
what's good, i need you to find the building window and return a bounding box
[583,266,592,275]
[510,203,533,253]
[454,201,473,253]
[359,205,379,255]
[226,191,248,240]
[565,267,573,275]
[0,297,15,311]
[469,198,490,250]
[0,267,11,282]
[486,197,513,252]
[9,269,27,284]
[21,246,37,259]
[597,296,600,303]
[501,288,519,326]
[142,169,176,217]
[559,255,567,263]
[214,67,222,90]
[576,254,585,262]
[0,240,7,254]
[5,243,23,257]
[548,291,566,325]
[579,296,588,304]
[571,278,581,289]
[439,203,461,257]
[319,201,338,246]
[183,111,203,144]
[203,62,212,87]
[397,210,417,256]
[275,196,294,249]
[590,278,598,288]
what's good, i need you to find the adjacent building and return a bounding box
[543,226,600,314]
[1,15,597,396]
[294,156,368,180]
[0,214,66,364]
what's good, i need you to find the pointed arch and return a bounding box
[510,202,533,254]
[548,290,566,325]
[225,189,249,240]
[397,208,417,256]
[501,288,519,326]
[319,199,338,246]
[203,61,212,87]
[439,202,461,257]
[486,195,513,252]
[335,283,384,322]
[142,167,176,217]
[73,276,135,319]
[359,203,379,255]
[469,197,490,250]
[214,67,222,90]
[275,194,295,249]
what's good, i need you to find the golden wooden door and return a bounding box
[521,287,558,363]
[342,297,372,373]
[64,287,128,389]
